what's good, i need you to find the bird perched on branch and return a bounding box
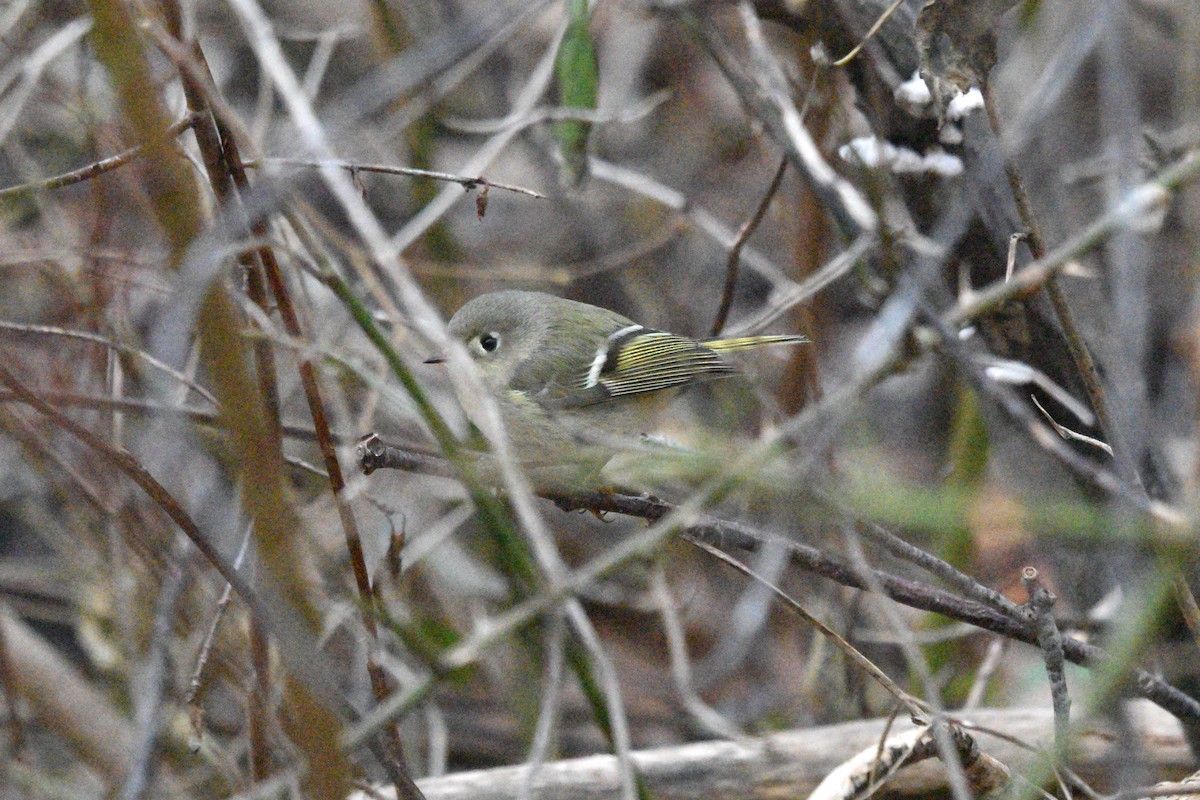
[426,290,806,486]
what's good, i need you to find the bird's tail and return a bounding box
[703,334,808,353]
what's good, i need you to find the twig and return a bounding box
[839,522,973,800]
[807,724,1010,800]
[934,307,1187,532]
[1022,567,1071,753]
[244,157,545,199]
[518,613,567,800]
[649,564,744,739]
[0,17,92,148]
[980,79,1120,479]
[589,156,799,291]
[0,390,329,441]
[831,0,909,67]
[725,235,874,336]
[119,547,190,800]
[0,114,200,199]
[1031,395,1113,456]
[298,26,344,99]
[0,608,24,753]
[441,91,671,135]
[388,12,566,252]
[963,639,1007,711]
[423,703,449,779]
[685,535,928,720]
[185,523,254,750]
[710,156,788,336]
[683,3,877,238]
[0,319,218,406]
[982,358,1097,428]
[734,1,876,239]
[848,513,1026,622]
[1006,232,1025,283]
[944,146,1199,328]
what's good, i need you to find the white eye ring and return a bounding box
[479,332,500,353]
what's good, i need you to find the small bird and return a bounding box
[426,290,806,484]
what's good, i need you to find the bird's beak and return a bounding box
[423,354,447,365]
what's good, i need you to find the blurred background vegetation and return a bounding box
[1,0,1199,798]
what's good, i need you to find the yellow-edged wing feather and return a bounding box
[562,330,805,405]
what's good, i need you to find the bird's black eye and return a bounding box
[479,333,500,353]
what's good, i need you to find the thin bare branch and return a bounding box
[649,564,744,739]
[0,320,218,406]
[980,79,1120,481]
[245,157,546,199]
[830,0,909,67]
[685,535,927,720]
[710,156,787,336]
[0,115,200,199]
[945,148,1199,328]
[1022,567,1071,753]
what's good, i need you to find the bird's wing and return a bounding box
[549,329,736,407]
